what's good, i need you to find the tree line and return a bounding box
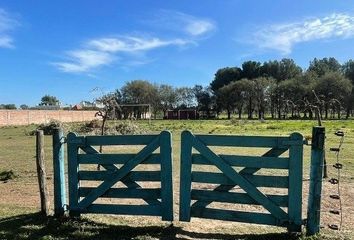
[2,57,353,120]
[102,57,353,120]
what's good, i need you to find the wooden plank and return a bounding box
[159,131,174,221]
[67,132,80,217]
[78,136,160,209]
[191,207,284,226]
[179,130,193,222]
[196,134,289,147]
[192,147,288,209]
[79,187,161,199]
[191,190,288,207]
[192,154,289,169]
[78,153,161,165]
[78,170,161,181]
[83,204,161,216]
[80,145,161,206]
[192,136,289,222]
[85,134,158,146]
[287,132,303,232]
[192,172,289,188]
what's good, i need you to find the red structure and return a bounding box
[166,109,198,120]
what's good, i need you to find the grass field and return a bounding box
[0,119,353,239]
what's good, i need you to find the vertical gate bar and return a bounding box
[179,130,193,222]
[306,126,325,235]
[67,132,81,217]
[160,131,174,221]
[287,132,304,232]
[53,128,66,217]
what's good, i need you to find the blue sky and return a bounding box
[1,0,354,106]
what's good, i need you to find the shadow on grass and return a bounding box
[0,212,302,240]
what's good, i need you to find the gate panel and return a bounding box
[67,131,173,221]
[179,130,303,231]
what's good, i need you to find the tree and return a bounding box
[95,92,120,155]
[342,60,354,118]
[313,72,352,119]
[308,57,341,77]
[210,67,242,92]
[20,104,29,110]
[217,85,235,119]
[0,104,16,109]
[176,87,196,108]
[40,95,59,106]
[241,61,262,79]
[158,84,177,118]
[194,85,215,118]
[121,80,159,118]
[278,77,308,118]
[278,58,302,81]
[253,77,275,119]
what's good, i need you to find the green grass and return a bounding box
[0,119,353,239]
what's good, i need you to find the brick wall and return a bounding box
[0,110,99,126]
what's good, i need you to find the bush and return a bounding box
[115,121,144,135]
[30,120,63,135]
[0,170,16,182]
[80,119,102,133]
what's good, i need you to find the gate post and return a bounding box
[306,126,325,235]
[53,127,66,217]
[159,131,174,221]
[179,131,193,222]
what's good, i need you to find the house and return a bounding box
[166,109,198,120]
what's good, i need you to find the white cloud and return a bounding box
[54,36,190,73]
[252,13,354,54]
[87,36,189,53]
[54,50,114,73]
[54,10,215,73]
[0,9,18,48]
[151,10,216,37]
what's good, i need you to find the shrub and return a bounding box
[80,119,102,133]
[115,121,144,135]
[0,170,16,182]
[29,120,63,135]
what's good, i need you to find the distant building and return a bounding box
[71,104,83,110]
[166,109,198,120]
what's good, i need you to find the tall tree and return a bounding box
[210,67,242,92]
[121,80,159,118]
[193,85,215,118]
[313,72,352,119]
[241,61,262,79]
[253,77,275,119]
[342,59,354,118]
[217,84,236,119]
[40,95,59,106]
[176,87,196,108]
[278,58,303,81]
[308,57,341,77]
[158,84,177,118]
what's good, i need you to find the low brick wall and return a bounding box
[0,110,99,126]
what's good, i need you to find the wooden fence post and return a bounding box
[53,128,67,217]
[306,126,325,235]
[36,130,50,216]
